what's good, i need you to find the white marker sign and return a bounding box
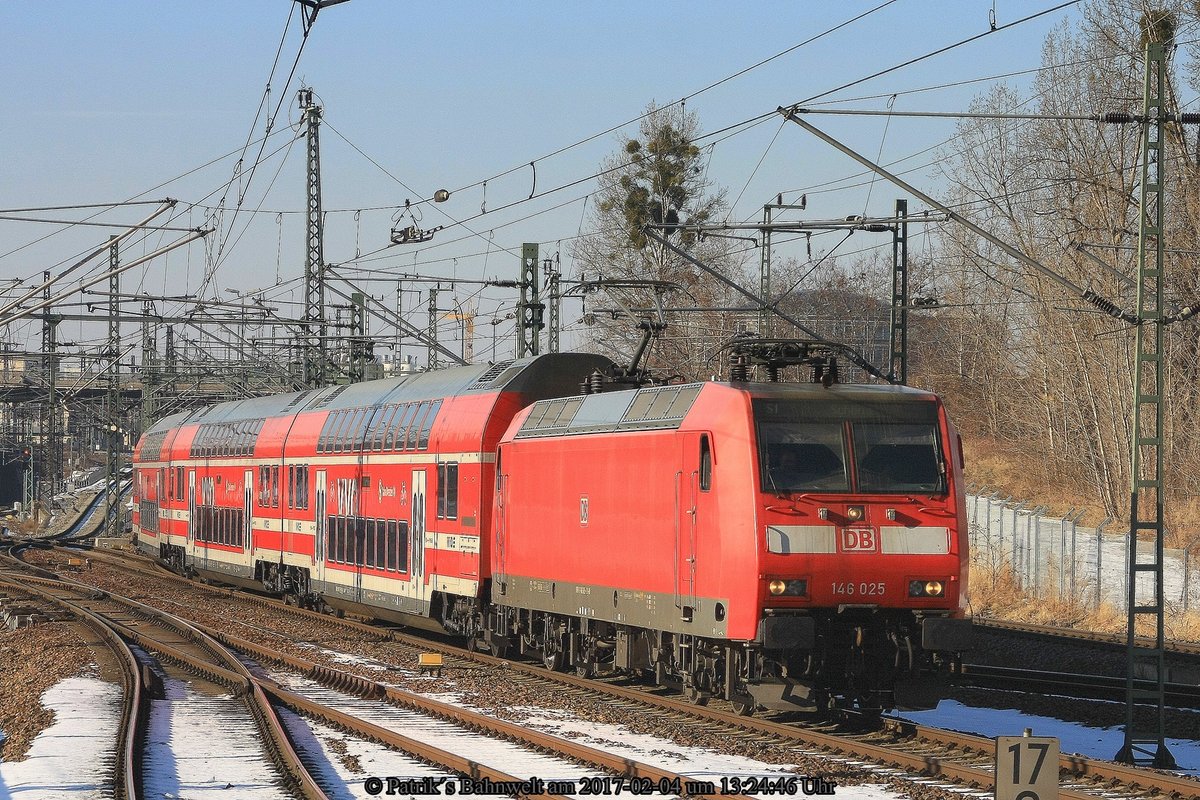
[994,735,1059,800]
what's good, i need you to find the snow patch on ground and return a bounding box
[0,675,121,799]
[277,706,453,800]
[897,699,1200,773]
[141,675,291,799]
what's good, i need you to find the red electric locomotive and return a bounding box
[492,369,971,711]
[132,349,970,713]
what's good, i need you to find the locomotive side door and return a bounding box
[494,452,509,597]
[675,433,703,619]
[410,469,428,610]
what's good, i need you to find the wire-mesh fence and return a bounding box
[967,489,1196,613]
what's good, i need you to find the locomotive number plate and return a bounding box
[832,581,886,597]
[840,527,877,552]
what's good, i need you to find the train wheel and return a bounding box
[489,638,508,659]
[731,695,757,716]
[574,657,594,678]
[684,685,709,706]
[543,649,562,671]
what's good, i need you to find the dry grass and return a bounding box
[963,435,1111,527]
[968,558,1200,643]
[963,434,1200,552]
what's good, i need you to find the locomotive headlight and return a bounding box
[768,579,807,597]
[908,579,946,597]
[845,505,865,522]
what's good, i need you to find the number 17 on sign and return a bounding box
[995,735,1059,800]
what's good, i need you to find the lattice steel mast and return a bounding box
[105,237,121,537]
[889,198,909,384]
[517,243,543,358]
[1117,40,1174,769]
[300,88,327,388]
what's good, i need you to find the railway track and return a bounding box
[960,662,1200,706]
[20,544,1200,800]
[0,549,738,800]
[976,616,1200,658]
[0,560,322,800]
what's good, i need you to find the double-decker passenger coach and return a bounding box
[132,353,610,630]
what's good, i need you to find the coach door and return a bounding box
[187,469,196,549]
[411,470,428,608]
[313,470,327,583]
[243,470,253,554]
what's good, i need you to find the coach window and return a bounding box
[364,519,376,568]
[382,404,403,450]
[330,410,350,454]
[271,465,280,507]
[385,520,398,571]
[375,519,387,567]
[340,408,363,453]
[420,400,440,448]
[699,435,712,491]
[331,409,351,453]
[397,521,410,572]
[392,403,411,450]
[354,516,368,566]
[403,402,425,450]
[332,516,344,563]
[364,408,382,452]
[340,516,350,563]
[437,462,458,520]
[352,407,371,451]
[327,410,348,453]
[363,407,382,452]
[367,406,389,452]
[299,465,309,509]
[316,413,333,453]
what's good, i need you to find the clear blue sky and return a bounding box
[0,1,1080,359]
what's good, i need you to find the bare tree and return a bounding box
[572,103,748,380]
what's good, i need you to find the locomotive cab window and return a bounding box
[699,435,712,491]
[759,422,849,493]
[853,423,945,494]
[753,398,945,495]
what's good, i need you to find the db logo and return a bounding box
[840,528,877,552]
